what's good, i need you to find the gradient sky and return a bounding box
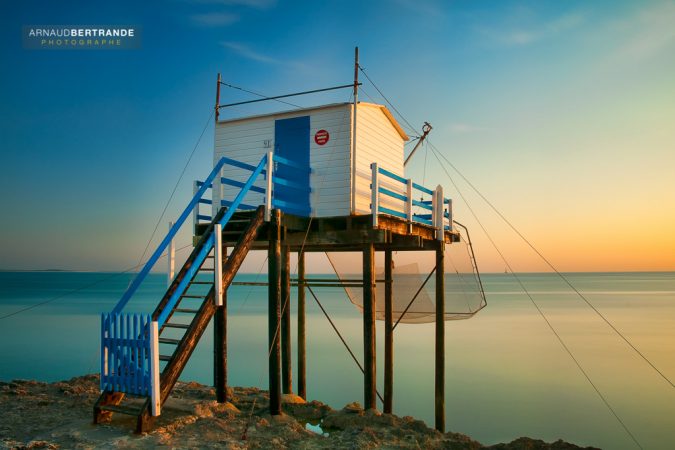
[1,0,674,273]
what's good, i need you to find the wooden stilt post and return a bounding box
[214,246,227,403]
[384,249,394,414]
[435,241,445,432]
[268,210,282,415]
[297,250,307,399]
[363,243,377,410]
[281,245,292,394]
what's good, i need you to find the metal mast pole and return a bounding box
[351,47,359,214]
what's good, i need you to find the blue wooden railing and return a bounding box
[370,163,452,238]
[156,154,268,326]
[102,153,274,415]
[100,313,154,395]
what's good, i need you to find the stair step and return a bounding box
[164,323,190,329]
[200,268,215,272]
[158,337,181,345]
[174,308,199,313]
[180,294,205,299]
[159,355,172,362]
[189,281,212,285]
[100,403,145,416]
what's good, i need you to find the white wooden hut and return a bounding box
[213,102,409,218]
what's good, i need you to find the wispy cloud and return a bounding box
[221,42,280,64]
[609,2,675,63]
[446,122,486,134]
[480,10,587,47]
[190,12,239,27]
[221,42,310,73]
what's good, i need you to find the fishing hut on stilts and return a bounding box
[93,48,486,433]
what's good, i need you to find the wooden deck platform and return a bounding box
[195,211,460,251]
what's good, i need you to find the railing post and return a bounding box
[436,185,444,241]
[149,320,161,416]
[265,152,274,222]
[214,223,223,306]
[406,178,413,231]
[167,222,175,287]
[213,166,222,219]
[431,186,437,236]
[192,181,199,232]
[101,314,108,388]
[371,163,379,228]
[446,198,452,232]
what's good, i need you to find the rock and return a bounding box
[281,393,305,404]
[0,375,595,450]
[342,401,362,413]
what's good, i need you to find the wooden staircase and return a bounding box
[94,206,265,432]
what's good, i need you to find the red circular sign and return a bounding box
[314,129,330,145]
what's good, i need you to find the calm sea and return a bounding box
[0,271,673,449]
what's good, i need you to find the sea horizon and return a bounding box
[1,270,673,449]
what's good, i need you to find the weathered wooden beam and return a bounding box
[93,391,124,424]
[154,207,227,325]
[363,243,377,410]
[284,229,388,247]
[384,249,394,414]
[214,246,228,403]
[281,245,292,394]
[435,242,445,432]
[297,250,307,400]
[268,209,282,415]
[160,296,216,404]
[158,206,264,406]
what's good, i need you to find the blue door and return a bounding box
[274,116,311,216]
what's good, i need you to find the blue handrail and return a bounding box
[113,155,265,315]
[373,163,452,230]
[156,154,267,327]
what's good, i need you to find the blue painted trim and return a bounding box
[158,234,214,326]
[377,167,407,184]
[196,181,212,188]
[159,156,268,327]
[413,183,434,195]
[198,198,212,205]
[273,154,310,172]
[444,211,450,218]
[378,206,407,219]
[378,187,407,202]
[100,312,152,395]
[221,177,265,194]
[112,156,234,315]
[221,199,258,210]
[219,156,266,175]
[272,175,310,192]
[272,198,310,212]
[218,157,267,228]
[413,215,433,225]
[415,213,432,220]
[412,199,433,210]
[197,214,212,221]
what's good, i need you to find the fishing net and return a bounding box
[326,234,486,323]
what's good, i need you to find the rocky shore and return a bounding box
[0,375,598,449]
